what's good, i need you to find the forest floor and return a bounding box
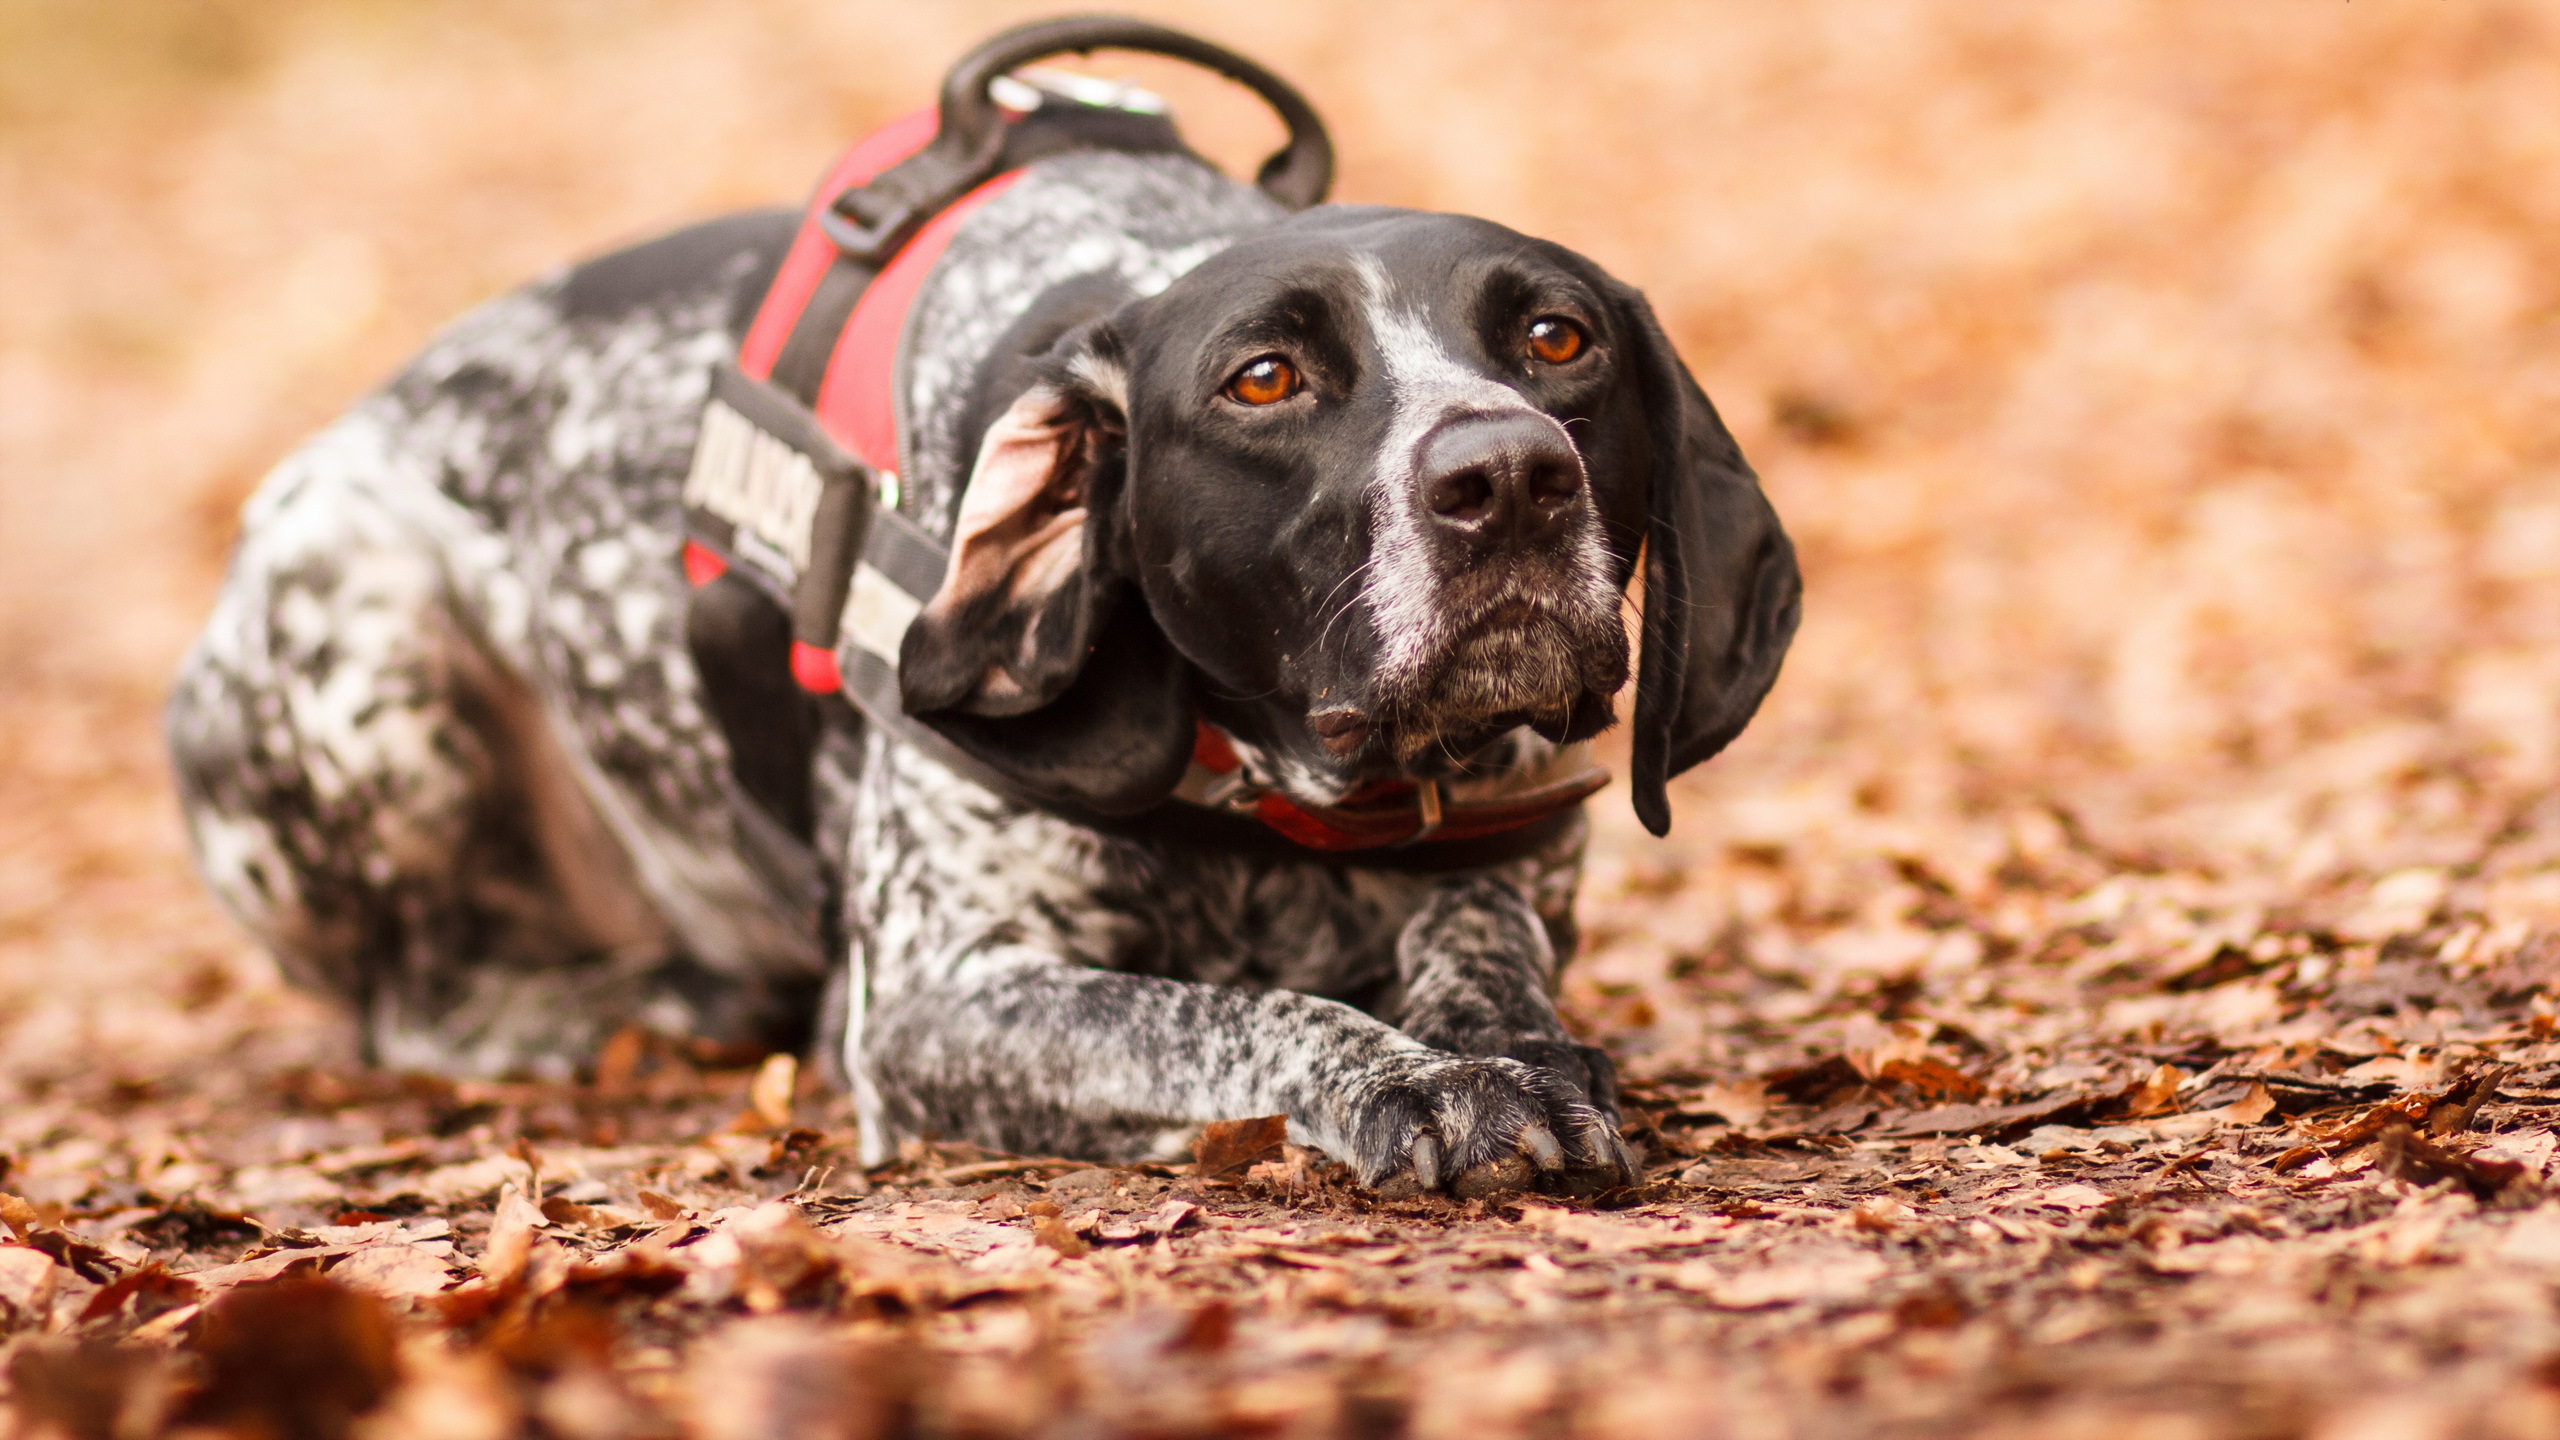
[7,694,2560,1439]
[7,3,2560,1437]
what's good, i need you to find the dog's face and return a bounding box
[1115,209,1641,789]
[900,207,1800,833]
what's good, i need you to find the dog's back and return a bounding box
[165,138,1271,1074]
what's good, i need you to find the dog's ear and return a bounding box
[1611,283,1803,837]
[898,337,1195,815]
[901,378,1122,718]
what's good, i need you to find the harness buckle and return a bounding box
[1400,781,1445,847]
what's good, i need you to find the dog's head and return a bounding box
[899,207,1799,835]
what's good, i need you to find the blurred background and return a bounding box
[2,0,2557,1088]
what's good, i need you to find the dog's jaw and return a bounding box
[1348,254,1629,769]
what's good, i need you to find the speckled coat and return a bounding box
[167,146,1796,1196]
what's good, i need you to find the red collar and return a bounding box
[1176,721,1607,851]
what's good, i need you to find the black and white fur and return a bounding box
[168,141,1798,1198]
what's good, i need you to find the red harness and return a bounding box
[697,115,1607,853]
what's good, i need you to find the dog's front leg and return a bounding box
[853,944,1636,1198]
[1389,876,1634,1191]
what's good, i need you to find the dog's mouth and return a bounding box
[1319,591,1629,768]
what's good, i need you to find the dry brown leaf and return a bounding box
[1192,1115,1289,1179]
[684,1317,911,1440]
[0,1244,59,1319]
[2126,1065,2189,1118]
[332,1242,459,1300]
[180,1277,401,1438]
[540,1195,636,1229]
[1033,1215,1091,1259]
[181,1247,348,1291]
[1876,1057,1988,1102]
[479,1185,549,1287]
[1515,1204,1723,1255]
[1670,1251,1888,1309]
[2004,1183,2110,1212]
[593,1024,648,1097]
[1146,1200,1200,1239]
[0,1192,40,1241]
[1682,1080,1770,1129]
[5,1341,189,1439]
[749,1053,799,1131]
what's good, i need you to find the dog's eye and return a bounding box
[1526,317,1587,366]
[1224,356,1301,406]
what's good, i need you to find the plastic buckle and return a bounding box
[1399,782,1445,847]
[817,202,918,267]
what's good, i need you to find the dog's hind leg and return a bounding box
[168,426,710,1077]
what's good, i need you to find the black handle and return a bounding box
[939,14,1332,210]
[824,14,1332,262]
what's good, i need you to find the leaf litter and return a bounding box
[9,2,2560,1436]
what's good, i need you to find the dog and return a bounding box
[166,59,1799,1198]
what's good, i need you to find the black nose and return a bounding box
[1417,412,1585,552]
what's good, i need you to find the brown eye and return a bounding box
[1225,356,1300,406]
[1527,317,1586,366]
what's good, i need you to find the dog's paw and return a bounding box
[1347,1052,1638,1200]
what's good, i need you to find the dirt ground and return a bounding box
[6,2,2560,1436]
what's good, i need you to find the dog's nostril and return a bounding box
[1527,459,1582,508]
[1428,468,1496,522]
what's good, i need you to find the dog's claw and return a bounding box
[1519,1121,1565,1171]
[1408,1131,1442,1192]
[1351,1051,1638,1199]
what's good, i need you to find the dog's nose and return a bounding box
[1417,412,1585,552]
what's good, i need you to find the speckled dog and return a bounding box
[167,122,1798,1195]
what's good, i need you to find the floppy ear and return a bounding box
[897,344,1195,815]
[1613,284,1803,837]
[900,379,1121,718]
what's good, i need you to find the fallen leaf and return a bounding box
[331,1242,458,1300]
[2126,1065,2188,1118]
[1145,1200,1199,1239]
[5,1341,189,1439]
[1515,1204,1722,1255]
[594,1025,649,1097]
[2005,1184,2110,1212]
[541,1196,637,1229]
[1033,1215,1090,1259]
[0,1244,60,1319]
[178,1278,401,1437]
[1876,1057,1987,1102]
[2377,1120,2532,1201]
[180,1247,348,1291]
[1193,1116,1289,1179]
[78,1264,200,1324]
[1679,1081,1770,1129]
[1671,1251,1888,1308]
[479,1186,549,1287]
[749,1053,799,1130]
[685,1316,911,1440]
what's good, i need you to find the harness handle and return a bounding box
[822,14,1334,263]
